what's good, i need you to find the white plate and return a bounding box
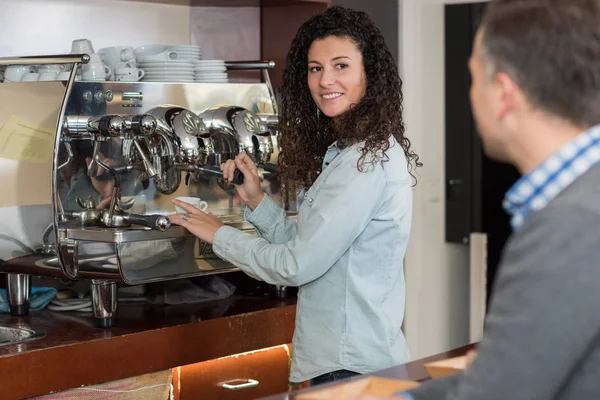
[144,71,194,75]
[139,60,194,65]
[143,67,194,72]
[194,66,226,71]
[195,80,229,83]
[195,73,228,77]
[145,74,195,79]
[194,60,225,64]
[143,79,195,82]
[139,61,195,68]
[145,74,194,79]
[168,45,201,50]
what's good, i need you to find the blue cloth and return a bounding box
[0,287,57,313]
[213,136,413,382]
[503,124,600,231]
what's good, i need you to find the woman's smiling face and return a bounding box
[307,36,367,119]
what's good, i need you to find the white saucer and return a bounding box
[139,61,195,68]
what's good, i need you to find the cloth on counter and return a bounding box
[30,369,173,400]
[146,276,235,305]
[0,287,57,313]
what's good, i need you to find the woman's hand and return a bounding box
[168,200,224,244]
[220,153,264,210]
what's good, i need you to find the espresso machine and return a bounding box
[0,54,291,327]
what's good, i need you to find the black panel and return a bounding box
[444,3,520,303]
[444,4,480,243]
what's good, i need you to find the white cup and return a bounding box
[71,38,94,55]
[99,46,136,65]
[137,50,179,62]
[39,71,58,81]
[115,67,145,82]
[81,54,111,80]
[174,196,208,213]
[104,61,134,80]
[82,69,108,81]
[4,65,34,82]
[21,72,40,82]
[37,64,64,73]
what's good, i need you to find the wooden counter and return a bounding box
[260,343,476,400]
[0,295,296,400]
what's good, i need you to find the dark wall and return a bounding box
[332,0,399,63]
[444,3,521,304]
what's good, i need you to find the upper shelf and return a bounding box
[119,0,329,6]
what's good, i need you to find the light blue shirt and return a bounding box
[213,137,412,382]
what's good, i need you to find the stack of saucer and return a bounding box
[167,45,201,61]
[194,60,229,83]
[139,60,195,82]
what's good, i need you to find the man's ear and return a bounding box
[493,72,521,121]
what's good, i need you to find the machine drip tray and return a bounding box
[61,212,297,244]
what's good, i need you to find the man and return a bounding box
[381,0,600,399]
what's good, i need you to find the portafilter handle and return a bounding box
[125,214,171,232]
[197,166,244,185]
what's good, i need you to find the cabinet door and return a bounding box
[178,344,291,399]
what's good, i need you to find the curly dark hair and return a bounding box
[278,5,421,187]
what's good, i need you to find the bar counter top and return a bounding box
[261,343,476,400]
[0,295,297,399]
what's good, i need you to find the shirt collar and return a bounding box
[503,124,600,230]
[322,141,341,170]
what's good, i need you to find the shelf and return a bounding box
[191,0,330,6]
[115,0,329,7]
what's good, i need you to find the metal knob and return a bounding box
[128,114,157,136]
[156,216,171,231]
[88,115,126,137]
[105,116,126,136]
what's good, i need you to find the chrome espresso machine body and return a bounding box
[0,55,287,327]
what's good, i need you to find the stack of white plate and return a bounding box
[194,60,229,83]
[167,45,201,61]
[139,60,195,82]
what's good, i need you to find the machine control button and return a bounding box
[94,91,104,103]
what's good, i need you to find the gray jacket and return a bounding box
[408,165,600,400]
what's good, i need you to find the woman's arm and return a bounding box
[211,154,407,286]
[243,194,298,244]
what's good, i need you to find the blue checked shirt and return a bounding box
[504,125,600,231]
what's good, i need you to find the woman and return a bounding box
[169,6,421,386]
